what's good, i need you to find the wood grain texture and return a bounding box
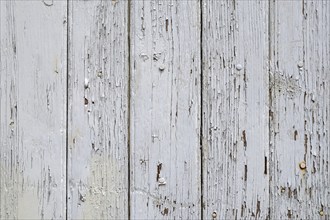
[1,1,329,219]
[0,0,67,219]
[67,0,129,219]
[270,0,330,218]
[130,0,201,219]
[202,0,270,219]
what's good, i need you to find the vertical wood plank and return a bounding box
[304,2,330,217]
[67,0,129,219]
[270,0,330,218]
[202,0,270,219]
[0,1,67,219]
[130,0,201,218]
[270,1,304,218]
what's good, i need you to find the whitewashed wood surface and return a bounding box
[0,0,67,219]
[202,0,269,219]
[130,1,201,219]
[0,0,329,219]
[67,0,129,219]
[270,0,330,219]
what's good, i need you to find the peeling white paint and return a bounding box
[270,0,330,218]
[1,0,329,219]
[130,1,201,219]
[202,0,270,219]
[0,1,67,219]
[67,0,129,219]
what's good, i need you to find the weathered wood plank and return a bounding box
[67,0,129,219]
[0,1,67,219]
[270,0,330,218]
[202,0,270,219]
[130,0,201,218]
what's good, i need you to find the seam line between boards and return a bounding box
[127,0,131,219]
[65,0,69,219]
[200,0,204,219]
[268,0,274,219]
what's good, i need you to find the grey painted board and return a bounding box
[0,0,329,219]
[0,0,67,219]
[202,0,270,219]
[270,0,330,218]
[130,0,201,219]
[67,0,129,219]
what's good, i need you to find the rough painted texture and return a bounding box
[130,1,201,219]
[270,0,330,218]
[67,0,129,219]
[1,0,329,219]
[0,1,67,219]
[202,0,270,219]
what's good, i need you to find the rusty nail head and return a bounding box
[299,161,306,170]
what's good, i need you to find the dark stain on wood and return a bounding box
[256,200,261,217]
[165,18,169,32]
[161,207,169,216]
[242,130,247,147]
[241,202,246,217]
[264,156,267,175]
[156,163,162,181]
[294,130,298,141]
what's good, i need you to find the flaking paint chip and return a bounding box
[297,61,304,68]
[159,64,166,71]
[236,64,242,71]
[158,177,166,185]
[84,78,89,88]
